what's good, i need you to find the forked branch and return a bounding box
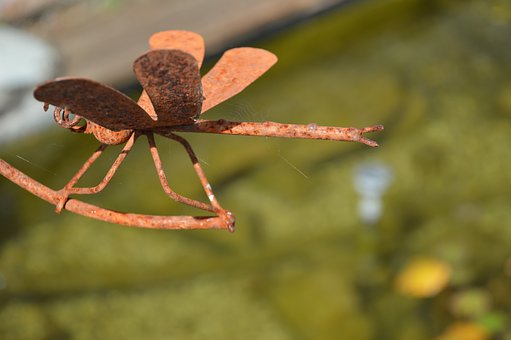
[0,159,229,230]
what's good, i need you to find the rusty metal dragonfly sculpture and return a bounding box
[0,30,383,232]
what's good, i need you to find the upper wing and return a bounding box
[138,30,205,118]
[201,47,277,114]
[133,49,202,126]
[33,78,154,131]
[149,30,205,67]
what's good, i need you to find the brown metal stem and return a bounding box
[163,119,384,147]
[0,158,228,230]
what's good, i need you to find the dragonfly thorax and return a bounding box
[86,121,133,145]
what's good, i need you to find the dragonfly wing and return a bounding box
[34,78,154,131]
[149,30,205,67]
[133,49,202,126]
[138,30,205,119]
[201,47,277,114]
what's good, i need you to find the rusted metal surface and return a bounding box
[146,133,215,213]
[34,78,152,131]
[201,48,277,114]
[149,31,205,67]
[0,159,229,230]
[54,133,137,213]
[1,30,382,232]
[162,132,235,232]
[138,30,205,120]
[134,49,203,125]
[166,120,384,147]
[87,122,133,145]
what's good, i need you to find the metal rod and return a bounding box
[0,158,229,230]
[164,119,384,147]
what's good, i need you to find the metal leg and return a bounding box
[55,133,137,213]
[166,132,235,232]
[147,133,235,231]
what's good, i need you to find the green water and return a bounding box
[1,0,511,338]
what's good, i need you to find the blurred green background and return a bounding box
[1,0,511,338]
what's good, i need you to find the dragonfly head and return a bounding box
[47,103,132,145]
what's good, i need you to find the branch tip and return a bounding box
[361,125,384,133]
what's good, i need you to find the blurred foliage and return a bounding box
[1,0,511,339]
[437,322,489,340]
[395,257,451,298]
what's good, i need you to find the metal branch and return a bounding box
[0,158,229,230]
[163,119,384,147]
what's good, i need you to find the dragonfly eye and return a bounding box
[52,106,83,129]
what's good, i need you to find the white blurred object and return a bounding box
[353,162,393,225]
[0,25,59,144]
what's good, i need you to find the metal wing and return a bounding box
[200,47,277,114]
[138,30,205,119]
[149,30,205,67]
[133,49,202,126]
[33,78,155,131]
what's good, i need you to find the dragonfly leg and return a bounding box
[55,133,137,213]
[146,133,235,231]
[166,132,235,232]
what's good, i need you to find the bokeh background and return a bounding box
[1,0,511,338]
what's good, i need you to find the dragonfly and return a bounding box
[30,30,383,232]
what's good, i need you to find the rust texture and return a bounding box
[1,30,383,232]
[149,30,205,67]
[0,159,228,230]
[166,120,384,147]
[200,47,277,113]
[137,30,205,119]
[34,78,152,131]
[134,49,203,125]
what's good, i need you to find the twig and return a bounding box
[0,159,228,230]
